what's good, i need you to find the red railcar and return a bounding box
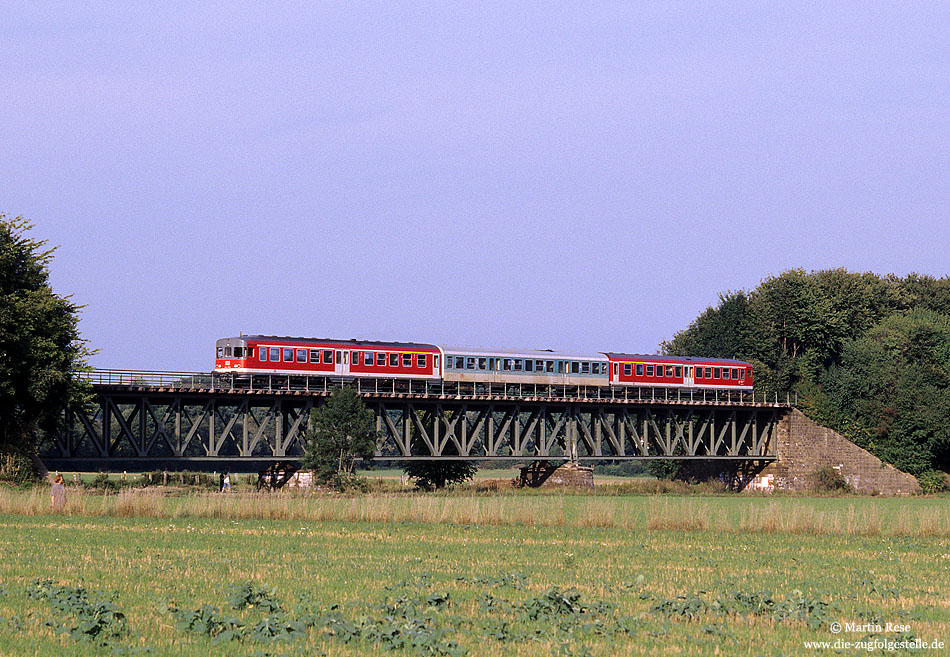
[606,353,753,389]
[215,336,441,380]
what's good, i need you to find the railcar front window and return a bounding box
[217,348,224,358]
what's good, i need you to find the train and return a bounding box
[214,335,753,390]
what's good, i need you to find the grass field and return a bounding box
[0,491,947,656]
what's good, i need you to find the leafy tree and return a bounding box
[301,387,378,485]
[0,215,91,480]
[403,460,478,490]
[664,268,950,475]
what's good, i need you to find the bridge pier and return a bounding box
[677,409,920,495]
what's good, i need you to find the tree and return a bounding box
[0,215,91,481]
[301,387,378,485]
[403,460,478,490]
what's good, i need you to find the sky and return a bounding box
[3,2,948,371]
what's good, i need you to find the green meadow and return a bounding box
[0,490,947,656]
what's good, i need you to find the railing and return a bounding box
[78,369,797,406]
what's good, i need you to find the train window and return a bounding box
[466,357,475,369]
[389,353,398,367]
[296,349,306,362]
[234,347,243,358]
[523,359,531,371]
[454,356,464,369]
[217,348,224,358]
[581,362,589,374]
[666,366,673,377]
[623,363,631,376]
[477,358,487,370]
[247,348,254,359]
[224,346,232,357]
[364,352,373,366]
[739,369,746,379]
[646,365,654,376]
[635,364,643,376]
[270,348,280,361]
[545,360,553,372]
[613,363,618,376]
[704,367,712,378]
[281,348,291,362]
[403,353,413,367]
[325,350,334,364]
[503,359,513,371]
[418,354,426,368]
[515,359,524,371]
[713,367,721,378]
[309,349,318,362]
[376,352,386,366]
[557,361,564,373]
[732,368,740,379]
[571,362,579,373]
[434,356,439,369]
[675,366,682,377]
[259,348,267,361]
[723,369,730,379]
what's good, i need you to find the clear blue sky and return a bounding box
[3,3,948,371]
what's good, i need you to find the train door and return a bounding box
[684,366,694,387]
[335,350,348,377]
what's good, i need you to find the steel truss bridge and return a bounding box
[40,370,794,469]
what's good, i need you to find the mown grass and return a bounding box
[0,508,948,656]
[0,491,948,656]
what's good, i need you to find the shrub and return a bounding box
[917,470,949,494]
[808,466,852,493]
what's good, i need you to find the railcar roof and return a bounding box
[225,336,440,350]
[442,345,607,360]
[606,353,752,365]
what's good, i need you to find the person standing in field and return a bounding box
[223,471,232,492]
[51,474,66,510]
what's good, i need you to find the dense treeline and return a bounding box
[663,269,950,478]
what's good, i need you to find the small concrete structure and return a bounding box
[518,461,594,489]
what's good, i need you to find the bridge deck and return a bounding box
[82,369,795,407]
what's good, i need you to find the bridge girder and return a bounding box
[41,387,782,468]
